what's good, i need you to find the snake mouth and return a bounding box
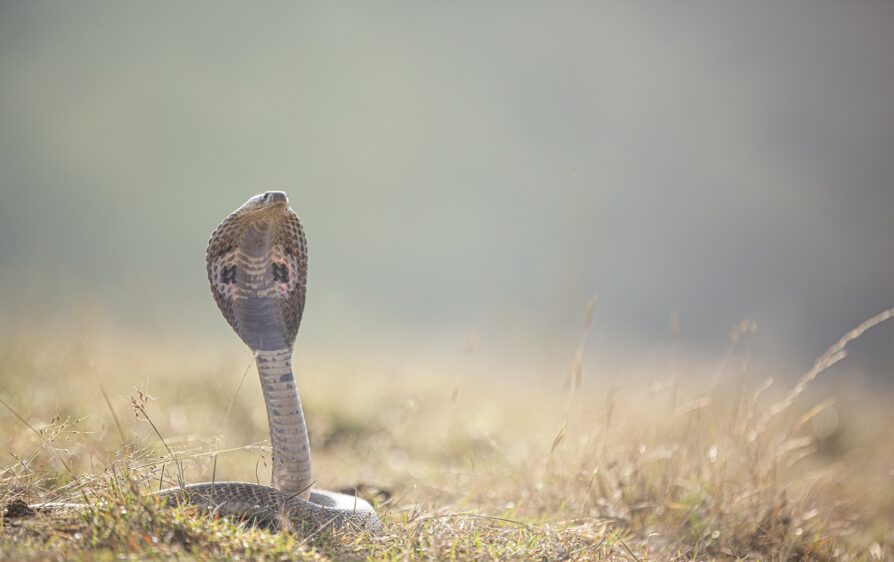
[248,204,290,222]
[256,202,289,217]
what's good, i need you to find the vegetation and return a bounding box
[1,309,892,560]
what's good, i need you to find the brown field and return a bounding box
[1,310,892,561]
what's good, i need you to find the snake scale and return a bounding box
[26,192,381,534]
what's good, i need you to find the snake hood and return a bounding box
[206,191,308,351]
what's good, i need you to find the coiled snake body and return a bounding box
[32,192,380,533]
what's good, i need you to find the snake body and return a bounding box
[29,192,380,533]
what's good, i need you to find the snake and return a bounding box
[19,192,380,534]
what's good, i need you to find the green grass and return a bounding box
[1,310,893,560]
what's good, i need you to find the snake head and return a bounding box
[237,191,290,216]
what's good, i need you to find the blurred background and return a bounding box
[0,1,892,386]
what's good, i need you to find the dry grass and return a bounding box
[1,309,893,560]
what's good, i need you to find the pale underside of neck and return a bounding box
[255,348,312,499]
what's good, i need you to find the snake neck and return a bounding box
[255,348,312,499]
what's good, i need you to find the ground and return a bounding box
[0,317,892,561]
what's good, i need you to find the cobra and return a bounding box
[30,192,381,534]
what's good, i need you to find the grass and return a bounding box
[1,308,893,561]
